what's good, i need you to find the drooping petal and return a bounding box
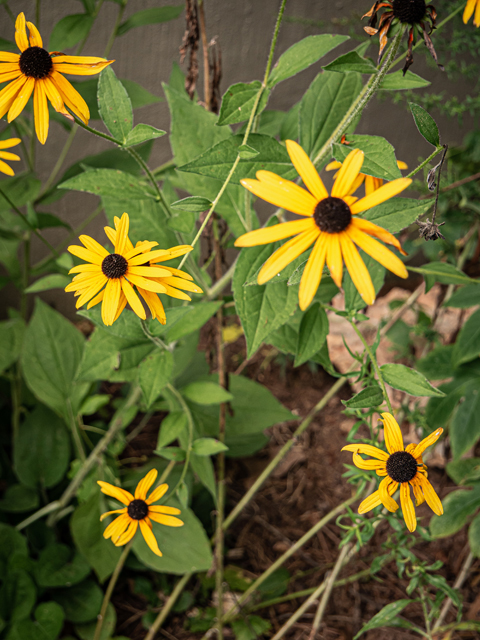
[137,288,166,324]
[149,245,192,262]
[410,476,426,507]
[162,266,193,281]
[146,482,169,504]
[358,479,397,514]
[0,75,27,120]
[43,77,68,116]
[347,172,366,196]
[148,512,184,527]
[241,176,317,217]
[234,218,314,247]
[97,480,134,505]
[113,292,128,323]
[381,412,404,454]
[103,513,130,541]
[49,70,90,123]
[139,519,162,556]
[350,217,407,255]
[161,276,203,294]
[464,0,476,22]
[411,428,443,459]
[352,451,387,471]
[331,149,364,198]
[100,508,127,522]
[298,233,328,311]
[33,80,49,144]
[125,273,167,293]
[15,13,29,52]
[364,175,383,196]
[351,178,412,214]
[135,469,158,500]
[52,59,113,76]
[346,225,408,279]
[379,476,399,512]
[87,290,104,309]
[27,20,43,48]
[102,278,121,326]
[258,228,319,285]
[339,232,375,306]
[121,277,146,320]
[115,520,138,546]
[285,139,329,201]
[400,483,416,532]
[76,276,107,308]
[341,444,389,461]
[51,55,112,65]
[416,474,443,516]
[325,232,343,287]
[160,283,191,301]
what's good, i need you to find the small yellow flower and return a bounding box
[98,469,183,557]
[326,159,408,197]
[0,137,21,176]
[464,0,480,26]
[0,12,113,143]
[235,140,410,310]
[66,212,203,326]
[342,413,444,532]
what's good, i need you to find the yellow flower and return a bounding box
[326,159,408,197]
[66,212,203,326]
[0,137,21,176]
[235,140,411,310]
[464,0,480,26]
[98,469,183,557]
[342,413,444,532]
[0,12,113,144]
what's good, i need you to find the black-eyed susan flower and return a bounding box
[326,159,408,197]
[0,13,113,144]
[342,412,443,532]
[363,0,443,75]
[235,141,410,310]
[464,0,480,26]
[66,212,202,326]
[98,469,183,557]
[0,137,21,176]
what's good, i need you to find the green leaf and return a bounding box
[97,66,133,143]
[0,524,28,576]
[444,283,480,308]
[0,174,41,210]
[268,35,350,87]
[0,485,39,513]
[332,134,402,181]
[171,196,212,213]
[294,303,328,367]
[231,616,271,640]
[447,458,480,486]
[34,544,90,588]
[323,50,377,74]
[238,144,260,159]
[362,197,431,233]
[452,309,480,367]
[344,252,385,312]
[430,486,480,537]
[0,318,24,374]
[155,446,186,462]
[48,13,93,51]
[409,102,441,147]
[59,168,152,200]
[21,299,85,417]
[132,497,212,573]
[233,242,300,358]
[5,602,65,640]
[13,405,71,489]
[353,600,412,639]
[76,329,119,382]
[161,301,223,342]
[417,345,455,380]
[117,6,184,36]
[167,210,195,233]
[343,384,384,409]
[139,350,173,408]
[408,262,477,288]
[25,274,70,293]
[182,381,233,405]
[217,81,266,126]
[425,384,465,431]
[380,70,430,90]
[157,412,188,449]
[192,437,228,456]
[450,383,480,459]
[469,513,480,558]
[178,133,297,184]
[52,579,102,623]
[80,394,110,415]
[300,71,362,158]
[380,363,445,397]
[0,569,36,623]
[123,124,166,147]
[75,603,115,640]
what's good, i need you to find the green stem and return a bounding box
[263,0,288,85]
[15,501,62,531]
[140,319,172,351]
[143,573,191,640]
[406,147,443,179]
[103,0,127,58]
[93,539,133,640]
[164,384,194,497]
[206,259,237,299]
[312,26,406,168]
[66,399,86,462]
[40,125,79,197]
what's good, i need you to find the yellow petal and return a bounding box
[68,263,101,275]
[400,483,416,532]
[43,76,68,115]
[52,59,114,76]
[0,151,20,161]
[151,245,192,262]
[0,68,21,83]
[325,160,341,171]
[397,160,408,170]
[0,75,27,120]
[68,244,103,265]
[33,80,49,144]
[115,212,129,255]
[298,233,327,311]
[100,508,127,522]
[104,513,130,541]
[0,137,21,150]
[148,512,184,527]
[27,21,43,48]
[325,232,343,287]
[161,276,202,294]
[139,519,162,556]
[379,477,399,512]
[128,250,173,266]
[358,479,397,514]
[149,505,181,515]
[339,232,375,306]
[0,53,20,62]
[137,288,166,324]
[135,469,158,500]
[102,278,121,326]
[125,273,167,294]
[351,178,412,214]
[346,225,408,279]
[341,444,389,461]
[161,266,193,281]
[352,451,387,471]
[121,277,146,320]
[0,159,14,176]
[15,13,29,52]
[127,266,171,278]
[234,218,314,247]
[146,483,169,504]
[331,149,364,198]
[464,0,476,23]
[87,290,104,309]
[410,476,426,507]
[475,0,480,26]
[79,235,109,258]
[347,172,366,196]
[76,276,107,308]
[49,70,90,123]
[351,217,407,255]
[364,175,383,196]
[241,176,317,217]
[161,283,191,301]
[97,481,134,505]
[285,139,329,201]
[113,292,128,323]
[381,412,404,454]
[115,520,138,546]
[416,474,443,516]
[411,428,443,459]
[258,228,318,285]
[51,55,112,65]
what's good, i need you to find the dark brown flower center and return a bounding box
[19,46,53,79]
[313,197,352,233]
[127,499,149,520]
[101,253,128,279]
[386,450,418,483]
[392,0,427,24]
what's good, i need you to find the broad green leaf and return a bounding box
[48,13,93,51]
[268,34,350,87]
[217,81,266,126]
[13,405,70,489]
[192,437,229,456]
[75,603,115,640]
[157,412,188,449]
[76,329,120,382]
[155,446,186,462]
[231,616,271,640]
[0,524,28,576]
[233,242,300,358]
[0,174,41,211]
[0,569,36,623]
[380,70,430,90]
[469,513,480,558]
[363,197,432,233]
[171,196,212,212]
[161,301,223,342]
[452,308,480,367]
[139,350,173,408]
[181,381,233,405]
[300,71,362,158]
[79,308,147,344]
[450,383,480,459]
[353,600,412,639]
[6,602,65,640]
[343,384,384,409]
[430,486,480,537]
[417,345,455,380]
[332,134,402,181]
[123,124,166,147]
[117,6,184,36]
[167,209,195,233]
[444,283,480,308]
[380,363,445,397]
[344,252,385,312]
[70,495,122,583]
[97,67,133,143]
[409,102,441,147]
[0,485,39,513]
[294,303,328,367]
[425,384,465,431]
[80,394,110,415]
[52,579,102,623]
[0,318,24,374]
[21,300,85,417]
[323,50,377,74]
[59,168,152,200]
[34,544,90,588]
[447,458,480,486]
[132,497,212,573]
[36,212,71,230]
[408,262,478,288]
[238,144,259,159]
[178,133,297,184]
[25,274,70,293]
